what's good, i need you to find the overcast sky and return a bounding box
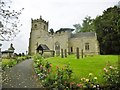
[0,0,119,53]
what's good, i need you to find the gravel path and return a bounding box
[2,59,42,88]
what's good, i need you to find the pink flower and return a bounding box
[76,83,82,88]
[50,64,52,67]
[56,66,59,69]
[34,75,36,78]
[48,68,51,73]
[64,81,67,84]
[40,65,42,68]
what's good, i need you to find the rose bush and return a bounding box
[33,55,101,90]
[103,64,120,89]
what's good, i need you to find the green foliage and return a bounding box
[33,55,118,89]
[94,6,120,54]
[46,55,118,83]
[73,16,95,33]
[103,64,120,89]
[74,6,120,54]
[2,55,30,70]
[2,59,17,70]
[43,64,73,89]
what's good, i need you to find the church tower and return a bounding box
[28,16,49,55]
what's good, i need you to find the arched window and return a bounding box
[34,24,37,28]
[55,42,60,56]
[55,42,60,50]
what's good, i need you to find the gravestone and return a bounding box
[64,49,67,57]
[76,47,79,59]
[61,49,64,58]
[53,51,55,57]
[81,49,83,58]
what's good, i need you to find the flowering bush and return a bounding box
[42,64,73,89]
[78,73,100,90]
[33,55,101,89]
[33,54,52,80]
[103,64,120,89]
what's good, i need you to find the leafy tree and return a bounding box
[81,16,95,32]
[0,0,23,41]
[73,24,81,33]
[94,6,120,54]
[73,16,95,33]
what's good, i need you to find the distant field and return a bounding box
[46,55,118,84]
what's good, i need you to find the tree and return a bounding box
[0,0,23,41]
[73,24,81,33]
[73,16,95,33]
[94,6,120,54]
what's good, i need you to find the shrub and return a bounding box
[2,59,17,70]
[43,64,73,89]
[2,55,29,70]
[103,64,120,89]
[33,55,100,90]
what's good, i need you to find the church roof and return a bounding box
[56,28,74,33]
[37,44,50,50]
[71,32,96,38]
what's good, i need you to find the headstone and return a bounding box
[76,47,79,59]
[64,49,67,57]
[61,49,64,58]
[53,51,55,57]
[81,49,83,58]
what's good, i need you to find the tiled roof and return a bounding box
[56,28,74,33]
[37,44,50,50]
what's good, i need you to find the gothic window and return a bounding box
[55,42,60,50]
[85,43,89,51]
[71,47,73,53]
[55,42,60,56]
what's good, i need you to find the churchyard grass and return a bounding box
[45,55,118,84]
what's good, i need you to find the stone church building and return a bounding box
[28,16,100,56]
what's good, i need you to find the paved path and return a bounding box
[2,59,42,88]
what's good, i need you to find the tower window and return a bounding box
[44,25,46,30]
[34,24,37,28]
[85,43,89,51]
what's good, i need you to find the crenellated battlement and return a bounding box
[31,16,48,24]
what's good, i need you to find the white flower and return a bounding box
[89,73,93,76]
[93,85,96,88]
[109,66,113,69]
[94,77,97,80]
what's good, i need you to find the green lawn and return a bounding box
[45,55,118,84]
